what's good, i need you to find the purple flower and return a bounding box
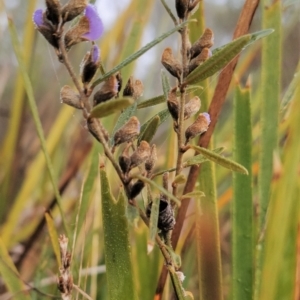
[82,4,104,41]
[202,112,211,124]
[33,9,44,27]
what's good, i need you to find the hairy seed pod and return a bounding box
[116,72,122,95]
[113,116,140,146]
[190,28,214,59]
[184,96,201,120]
[188,48,212,74]
[185,112,211,143]
[93,75,119,106]
[175,0,189,19]
[188,0,200,12]
[167,88,179,121]
[118,144,131,173]
[145,144,157,173]
[130,141,151,169]
[60,85,82,109]
[45,0,61,25]
[62,0,87,23]
[123,76,144,100]
[146,198,175,232]
[129,180,145,198]
[161,48,182,80]
[80,45,100,85]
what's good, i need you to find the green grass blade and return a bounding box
[0,238,31,300]
[185,29,273,85]
[100,168,137,300]
[258,55,300,300]
[148,197,159,245]
[92,19,194,87]
[191,145,248,174]
[45,212,61,268]
[258,2,281,227]
[232,84,253,300]
[90,97,134,118]
[7,18,69,236]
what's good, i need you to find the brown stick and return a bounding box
[155,0,260,297]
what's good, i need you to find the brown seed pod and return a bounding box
[145,144,157,173]
[80,45,100,86]
[184,96,201,120]
[175,0,189,19]
[130,141,151,169]
[146,198,175,232]
[161,48,182,80]
[118,144,131,174]
[113,116,140,146]
[185,112,211,143]
[93,75,119,106]
[45,0,61,25]
[129,180,145,198]
[62,0,87,23]
[188,48,212,74]
[190,28,214,59]
[167,88,179,121]
[60,85,82,109]
[123,76,144,100]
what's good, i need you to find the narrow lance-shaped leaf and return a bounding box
[90,97,134,118]
[140,108,170,136]
[184,29,274,85]
[92,19,195,87]
[100,168,137,300]
[45,212,61,268]
[133,174,181,206]
[191,145,248,174]
[232,84,253,300]
[138,115,160,144]
[184,147,224,167]
[181,190,205,199]
[161,69,171,100]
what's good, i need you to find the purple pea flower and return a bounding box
[64,4,104,50]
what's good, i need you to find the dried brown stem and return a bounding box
[155,0,260,297]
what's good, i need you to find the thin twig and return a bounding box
[160,0,178,26]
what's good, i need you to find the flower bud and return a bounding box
[130,141,151,169]
[123,76,144,100]
[93,74,119,106]
[184,96,201,120]
[146,198,175,232]
[161,48,182,80]
[190,28,214,59]
[185,112,211,143]
[60,85,82,109]
[145,144,157,173]
[175,0,189,19]
[129,180,145,198]
[188,48,212,74]
[80,45,100,85]
[113,116,140,146]
[62,0,87,23]
[45,0,61,25]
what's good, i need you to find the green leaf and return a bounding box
[148,197,159,245]
[184,147,224,167]
[100,168,137,300]
[0,238,31,300]
[92,19,194,88]
[138,115,160,144]
[133,175,181,206]
[232,85,253,300]
[172,174,187,185]
[110,102,137,145]
[185,29,273,85]
[161,69,171,100]
[191,145,248,174]
[45,212,61,268]
[140,108,170,136]
[90,97,134,118]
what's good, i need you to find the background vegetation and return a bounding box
[0,0,300,299]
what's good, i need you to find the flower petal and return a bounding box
[202,112,211,124]
[91,44,100,63]
[83,4,104,41]
[33,9,44,27]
